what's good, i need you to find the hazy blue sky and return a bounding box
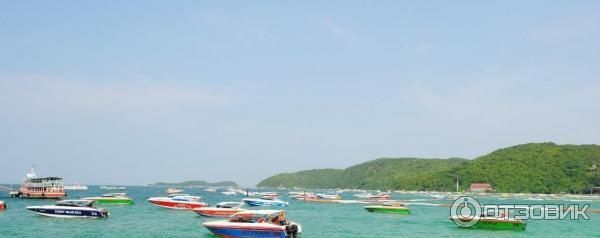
[1,1,599,186]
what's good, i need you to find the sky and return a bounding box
[1,1,599,186]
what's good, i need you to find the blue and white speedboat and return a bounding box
[203,210,301,238]
[242,198,289,207]
[26,200,109,218]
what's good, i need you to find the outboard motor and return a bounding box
[100,208,110,218]
[286,224,299,238]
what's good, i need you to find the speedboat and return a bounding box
[368,193,391,200]
[354,193,372,198]
[449,212,527,230]
[148,195,207,209]
[63,183,89,190]
[100,186,126,190]
[0,200,5,210]
[364,202,410,214]
[260,192,279,200]
[315,193,341,200]
[203,210,301,238]
[83,193,134,205]
[193,202,245,217]
[166,188,184,194]
[242,198,289,207]
[204,187,217,192]
[221,190,237,196]
[26,200,109,218]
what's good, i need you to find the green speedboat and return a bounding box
[364,203,411,214]
[449,215,527,231]
[83,193,134,205]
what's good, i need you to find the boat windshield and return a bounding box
[167,193,191,198]
[382,202,404,207]
[57,200,94,207]
[171,196,199,201]
[102,193,126,197]
[216,202,243,208]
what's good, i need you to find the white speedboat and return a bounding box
[63,183,89,190]
[242,198,289,207]
[193,202,245,217]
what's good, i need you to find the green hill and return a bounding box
[257,158,467,189]
[151,180,239,187]
[257,143,600,193]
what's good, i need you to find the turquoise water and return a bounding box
[1,186,599,237]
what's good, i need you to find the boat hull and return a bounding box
[470,220,527,230]
[96,198,134,205]
[364,206,410,214]
[204,222,300,238]
[26,206,108,218]
[205,226,288,238]
[17,191,66,199]
[450,217,527,231]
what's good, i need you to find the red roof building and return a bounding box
[469,183,494,192]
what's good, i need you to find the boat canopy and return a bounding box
[56,200,95,207]
[216,202,243,208]
[26,177,63,182]
[171,196,200,201]
[230,210,286,223]
[167,193,191,198]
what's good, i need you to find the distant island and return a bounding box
[150,180,239,187]
[257,143,600,194]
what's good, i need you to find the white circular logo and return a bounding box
[449,196,481,227]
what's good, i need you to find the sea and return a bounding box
[1,186,599,237]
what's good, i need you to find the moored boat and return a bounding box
[193,202,245,218]
[83,193,134,205]
[368,193,391,200]
[203,210,301,238]
[242,198,289,207]
[100,186,126,190]
[14,167,66,199]
[364,202,410,214]
[26,200,109,218]
[221,189,237,196]
[166,188,184,194]
[0,200,5,210]
[148,195,207,209]
[315,193,341,200]
[63,183,89,190]
[449,212,527,230]
[260,192,279,200]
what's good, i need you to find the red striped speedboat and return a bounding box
[368,193,391,200]
[0,200,5,210]
[194,202,245,218]
[148,195,207,209]
[203,210,301,238]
